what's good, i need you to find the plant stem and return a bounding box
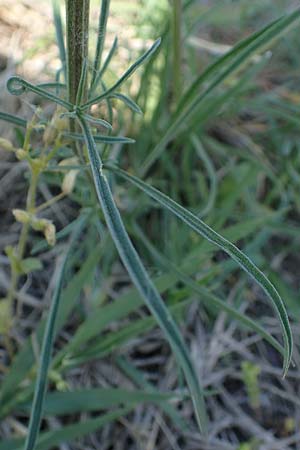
[7,168,40,316]
[66,0,90,163]
[66,0,90,105]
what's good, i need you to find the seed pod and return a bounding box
[59,157,79,195]
[0,138,14,152]
[0,299,12,333]
[12,209,31,224]
[43,108,69,145]
[44,222,56,246]
[31,217,49,232]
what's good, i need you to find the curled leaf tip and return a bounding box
[7,76,27,96]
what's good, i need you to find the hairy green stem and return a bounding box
[66,0,90,105]
[66,0,91,163]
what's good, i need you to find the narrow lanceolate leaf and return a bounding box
[140,8,300,175]
[75,58,88,106]
[109,93,143,114]
[77,115,208,433]
[91,0,111,88]
[7,76,72,110]
[20,387,174,416]
[81,113,112,130]
[82,38,161,110]
[65,131,134,144]
[0,111,27,128]
[0,408,132,450]
[89,36,118,94]
[108,166,293,377]
[132,222,285,357]
[52,0,66,78]
[36,82,66,91]
[24,217,86,450]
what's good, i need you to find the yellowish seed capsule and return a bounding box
[43,108,69,146]
[0,299,12,334]
[12,209,31,224]
[0,138,14,152]
[44,222,56,246]
[54,113,69,132]
[62,170,78,195]
[31,217,49,232]
[16,149,28,160]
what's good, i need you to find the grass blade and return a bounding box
[0,408,133,450]
[24,217,87,450]
[77,115,208,433]
[108,166,293,377]
[191,134,217,217]
[116,356,188,430]
[132,222,284,356]
[52,0,66,79]
[20,387,175,416]
[52,214,277,370]
[140,8,300,175]
[0,245,101,415]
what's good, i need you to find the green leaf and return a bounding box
[0,111,27,128]
[52,0,66,78]
[132,222,284,356]
[0,234,101,416]
[20,258,43,275]
[75,58,88,106]
[0,408,132,450]
[82,38,161,110]
[108,166,293,377]
[77,115,208,433]
[80,113,113,130]
[109,93,143,114]
[140,8,300,174]
[36,82,66,91]
[65,131,135,144]
[89,36,118,94]
[19,387,175,416]
[116,357,188,430]
[191,134,217,217]
[52,213,277,370]
[24,217,87,450]
[91,0,111,88]
[7,77,72,110]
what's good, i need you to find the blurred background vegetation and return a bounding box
[1,1,300,449]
